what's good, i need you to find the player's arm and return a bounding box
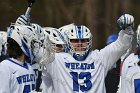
[0,64,10,93]
[99,14,134,75]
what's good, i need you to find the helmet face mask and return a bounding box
[0,32,7,55]
[137,25,140,47]
[32,23,45,46]
[51,43,66,53]
[31,39,41,58]
[69,39,91,55]
[43,27,66,53]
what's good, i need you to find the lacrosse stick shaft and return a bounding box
[25,7,31,18]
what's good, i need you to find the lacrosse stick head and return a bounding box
[39,35,55,67]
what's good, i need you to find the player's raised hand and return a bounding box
[15,15,29,25]
[117,14,134,30]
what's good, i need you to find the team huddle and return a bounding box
[0,11,139,93]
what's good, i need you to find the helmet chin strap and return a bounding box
[71,50,91,61]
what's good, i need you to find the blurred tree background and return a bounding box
[0,0,139,49]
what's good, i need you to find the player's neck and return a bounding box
[16,54,25,63]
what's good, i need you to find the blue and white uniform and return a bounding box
[0,58,36,93]
[117,53,140,93]
[42,30,133,93]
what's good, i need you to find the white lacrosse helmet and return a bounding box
[43,27,66,53]
[59,23,75,41]
[136,24,140,47]
[59,23,75,32]
[7,25,40,63]
[32,23,45,45]
[66,25,92,61]
[59,23,75,52]
[0,31,7,55]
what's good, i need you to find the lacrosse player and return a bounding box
[42,14,134,93]
[0,25,40,93]
[117,24,140,93]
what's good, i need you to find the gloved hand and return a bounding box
[117,14,134,35]
[117,14,134,30]
[15,15,29,25]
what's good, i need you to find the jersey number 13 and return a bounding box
[70,72,92,92]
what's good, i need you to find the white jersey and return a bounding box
[0,58,36,93]
[42,31,133,93]
[118,53,140,93]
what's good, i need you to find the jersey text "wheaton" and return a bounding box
[65,62,94,70]
[16,74,35,84]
